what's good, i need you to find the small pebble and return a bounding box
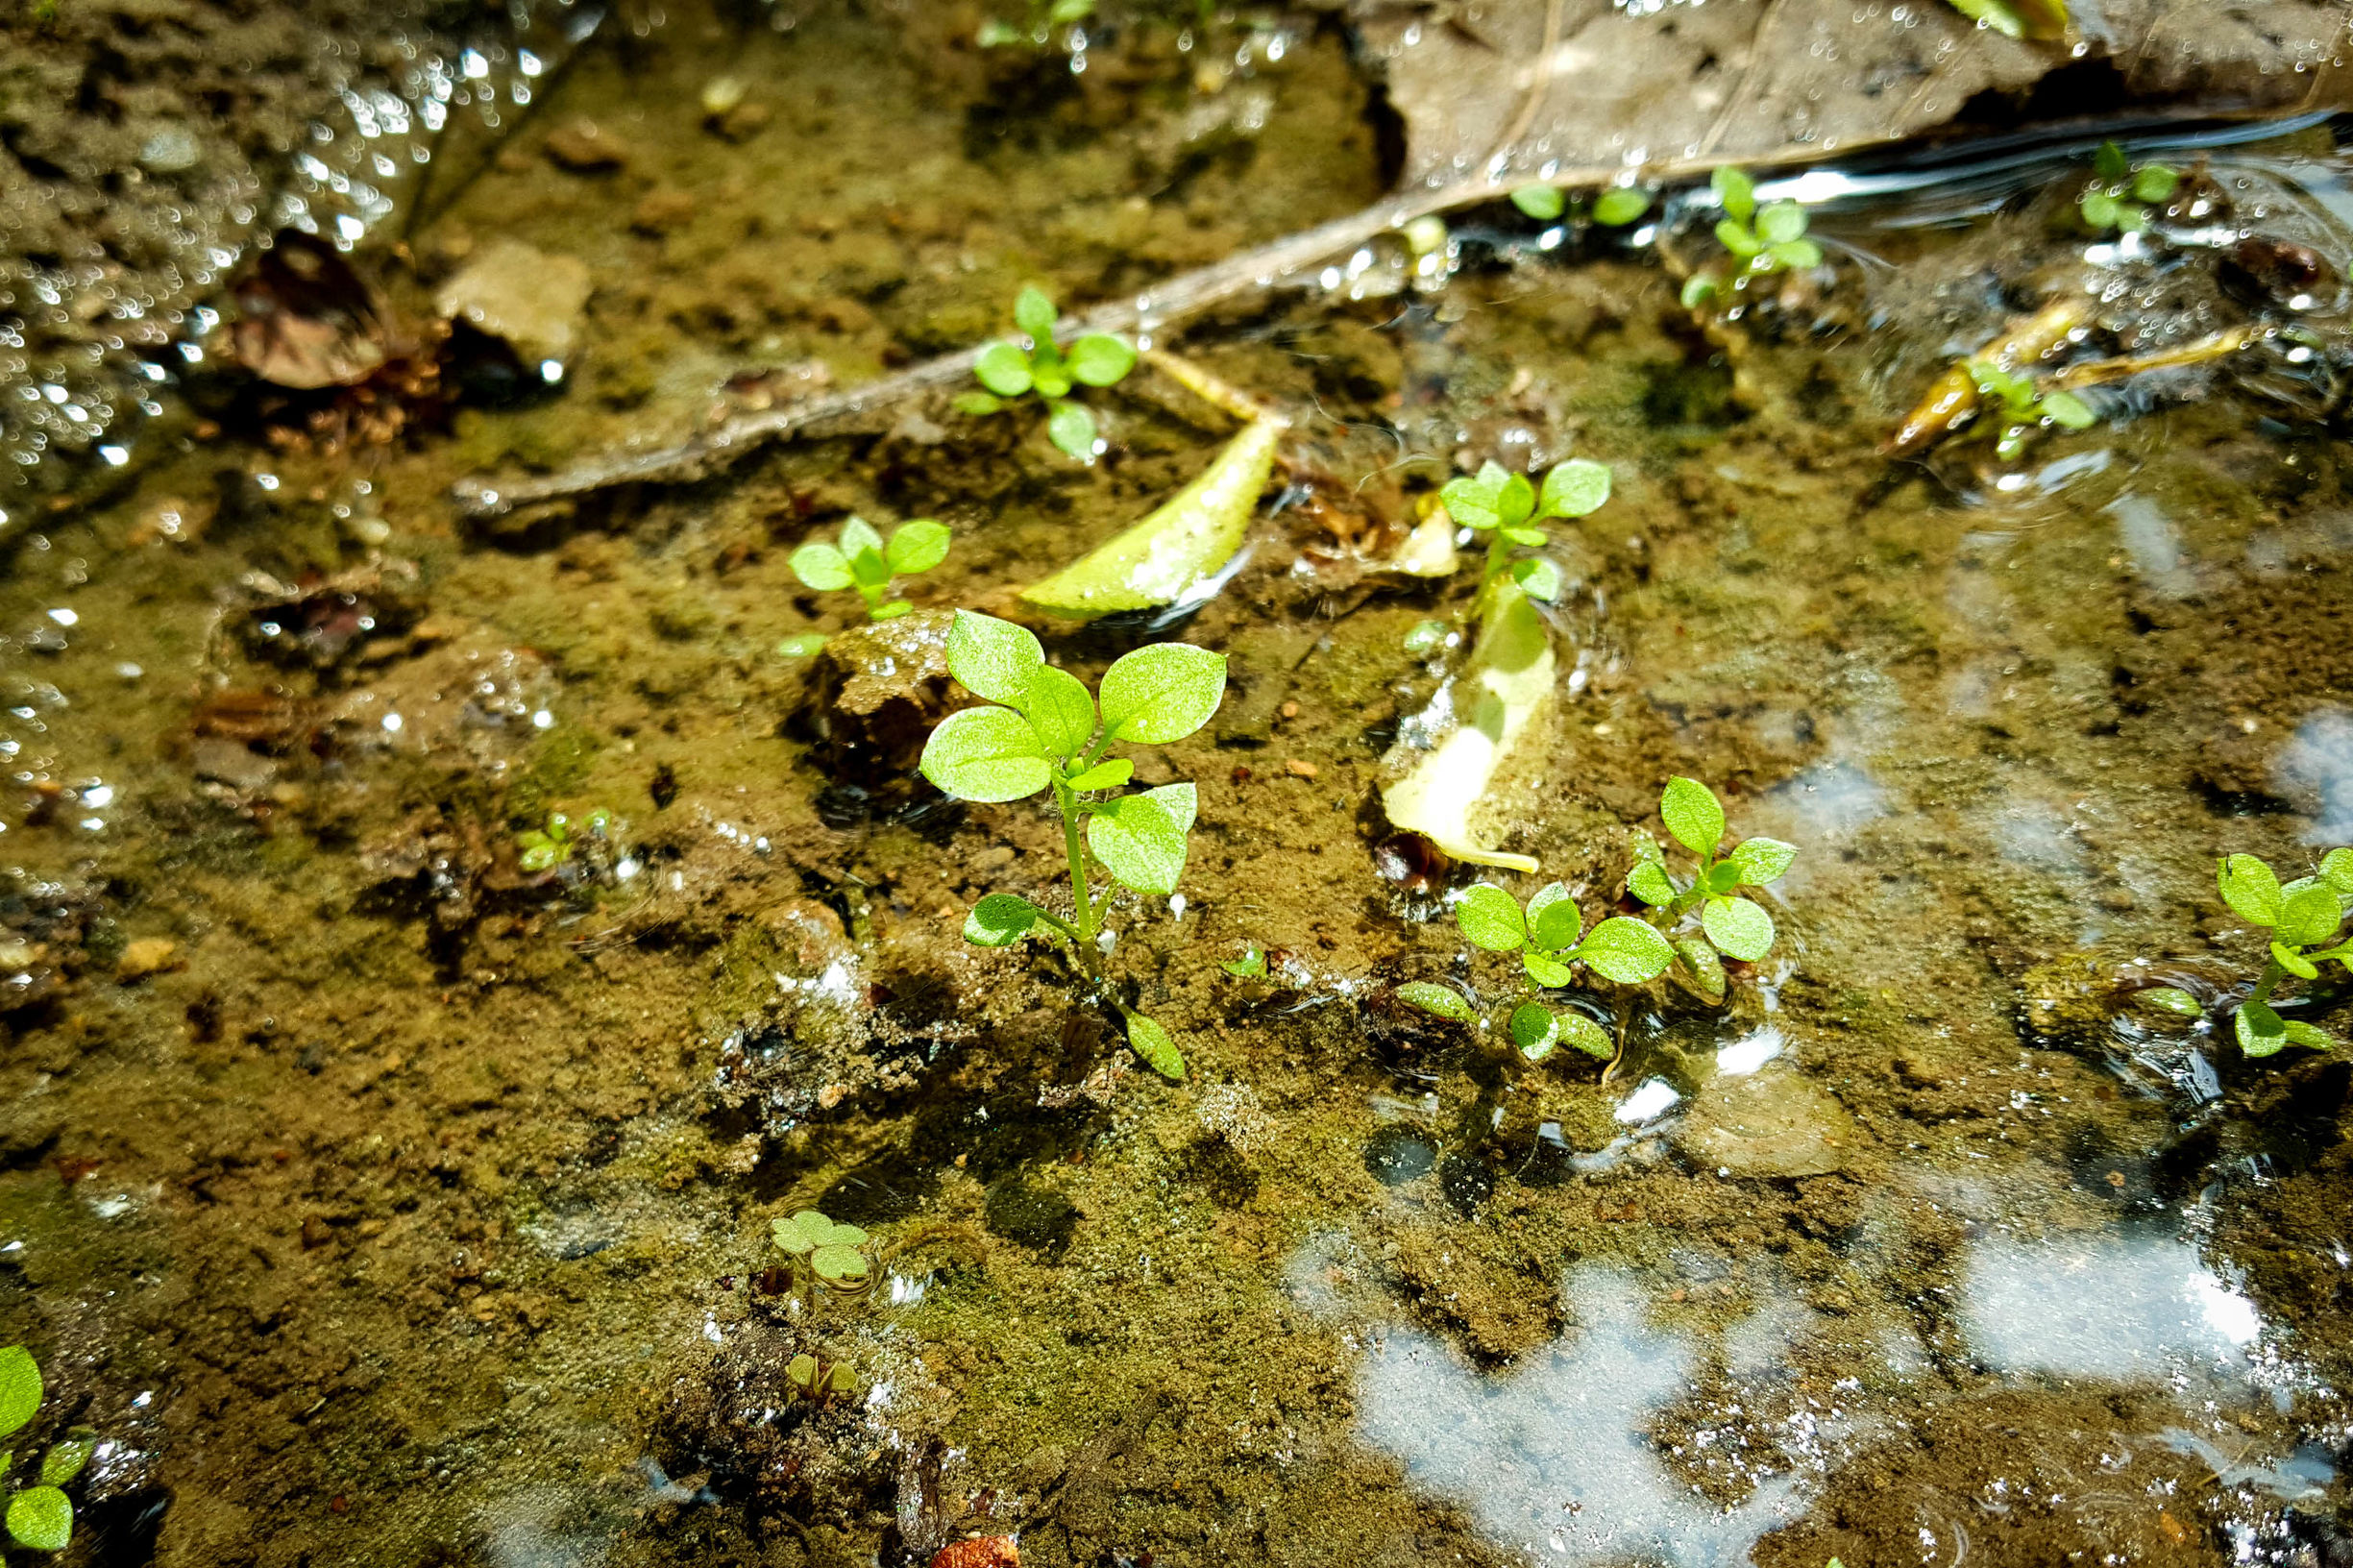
[116,937,182,983]
[1279,701,1300,720]
[543,117,627,171]
[1285,759,1318,778]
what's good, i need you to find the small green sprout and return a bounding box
[786,1352,860,1403]
[516,807,614,874]
[788,516,951,623]
[2078,140,2179,234]
[1220,944,1267,979]
[1944,0,2067,38]
[1625,777,1794,1004]
[1680,167,1822,308]
[956,286,1137,461]
[1402,883,1674,1062]
[2174,849,2353,1056]
[1436,456,1612,605]
[1403,619,1452,656]
[919,611,1226,1079]
[772,1210,871,1292]
[1961,361,2096,460]
[2,1345,89,1556]
[978,0,1093,48]
[1508,185,1654,229]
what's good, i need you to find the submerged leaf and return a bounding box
[1509,1001,1561,1061]
[6,1485,69,1553]
[2137,987,2202,1017]
[1125,1013,1186,1080]
[0,1347,39,1439]
[965,894,1045,947]
[1396,981,1476,1021]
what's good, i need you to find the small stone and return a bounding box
[116,938,183,983]
[1285,759,1319,778]
[300,1215,334,1250]
[543,117,628,171]
[699,76,748,117]
[436,240,593,369]
[631,188,700,235]
[712,103,772,142]
[137,124,204,174]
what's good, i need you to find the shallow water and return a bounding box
[5,6,2353,1567]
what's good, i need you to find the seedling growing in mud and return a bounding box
[977,0,1093,48]
[2078,141,2179,235]
[956,287,1137,461]
[1400,884,1674,1062]
[1509,185,1654,229]
[1436,457,1612,604]
[1625,777,1794,1004]
[1220,944,1267,979]
[919,611,1225,1079]
[2148,850,2353,1056]
[1961,360,2096,460]
[786,1352,859,1404]
[2,1344,92,1556]
[772,1210,872,1292]
[516,807,615,874]
[789,517,951,624]
[1680,167,1823,308]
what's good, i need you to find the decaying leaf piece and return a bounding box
[1380,580,1554,873]
[1884,299,2089,456]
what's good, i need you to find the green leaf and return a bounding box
[1703,896,1776,963]
[1047,401,1097,459]
[1125,1012,1185,1080]
[2115,203,2149,233]
[1509,1002,1561,1061]
[7,1485,69,1552]
[1087,786,1193,895]
[1947,0,2026,37]
[1627,860,1676,907]
[1047,0,1095,21]
[1574,916,1675,983]
[1556,1010,1614,1059]
[1703,861,1742,895]
[1525,883,1584,950]
[1523,950,1574,988]
[1017,664,1096,758]
[0,1347,39,1439]
[1592,187,1651,227]
[2278,879,2341,946]
[2094,140,2131,183]
[919,706,1051,803]
[1033,364,1073,400]
[1728,836,1797,886]
[1067,333,1136,388]
[1537,457,1611,520]
[1675,936,1728,1005]
[953,390,1004,416]
[885,520,951,575]
[1766,237,1824,271]
[2283,1019,2337,1050]
[1756,200,1807,244]
[1456,884,1527,951]
[1680,274,1718,308]
[1065,759,1133,792]
[872,600,915,622]
[2319,848,2353,895]
[2079,190,2120,231]
[1097,642,1227,744]
[2138,987,2202,1017]
[975,341,1033,397]
[1403,620,1450,655]
[2273,941,2320,981]
[1498,525,1549,548]
[517,835,560,873]
[1716,217,1764,257]
[2218,854,2283,927]
[775,632,829,658]
[1660,776,1727,858]
[1711,165,1755,225]
[2237,1000,2289,1058]
[1396,981,1475,1021]
[976,18,1026,45]
[2039,390,2096,429]
[1439,462,1513,531]
[964,894,1044,947]
[944,610,1044,704]
[1014,285,1058,343]
[1496,473,1536,528]
[1509,557,1563,602]
[2130,164,2178,204]
[839,515,885,562]
[789,541,852,592]
[39,1431,95,1487]
[1509,184,1565,221]
[1220,946,1266,979]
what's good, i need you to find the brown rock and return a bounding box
[631,188,700,235]
[116,938,183,983]
[543,117,627,171]
[931,1539,1019,1568]
[797,608,963,779]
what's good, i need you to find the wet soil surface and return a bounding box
[6,6,2353,1567]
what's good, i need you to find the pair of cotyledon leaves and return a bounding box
[1626,776,1794,965]
[919,611,1225,901]
[1437,457,1611,604]
[788,516,951,621]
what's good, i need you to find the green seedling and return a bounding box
[1681,167,1823,308]
[2155,850,2353,1056]
[919,611,1225,1079]
[1945,0,2067,38]
[2078,140,2179,234]
[1400,884,1674,1062]
[1508,185,1654,229]
[786,1352,860,1404]
[1624,777,1795,1004]
[956,286,1137,461]
[978,0,1093,48]
[1220,944,1267,979]
[772,1210,871,1292]
[789,517,951,624]
[2,1345,91,1556]
[1436,456,1612,605]
[1960,360,2096,460]
[516,808,614,874]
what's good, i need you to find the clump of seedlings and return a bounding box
[919,610,1225,1079]
[788,517,952,625]
[786,1352,859,1405]
[957,287,1138,461]
[772,1210,872,1293]
[1626,777,1794,1004]
[1681,167,1823,308]
[1509,184,1653,229]
[2077,140,2180,235]
[1400,883,1673,1062]
[1960,360,2096,460]
[2,1345,92,1556]
[977,0,1092,48]
[2141,851,2353,1055]
[1436,456,1612,605]
[515,807,617,875]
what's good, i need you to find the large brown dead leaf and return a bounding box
[1356,0,2353,189]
